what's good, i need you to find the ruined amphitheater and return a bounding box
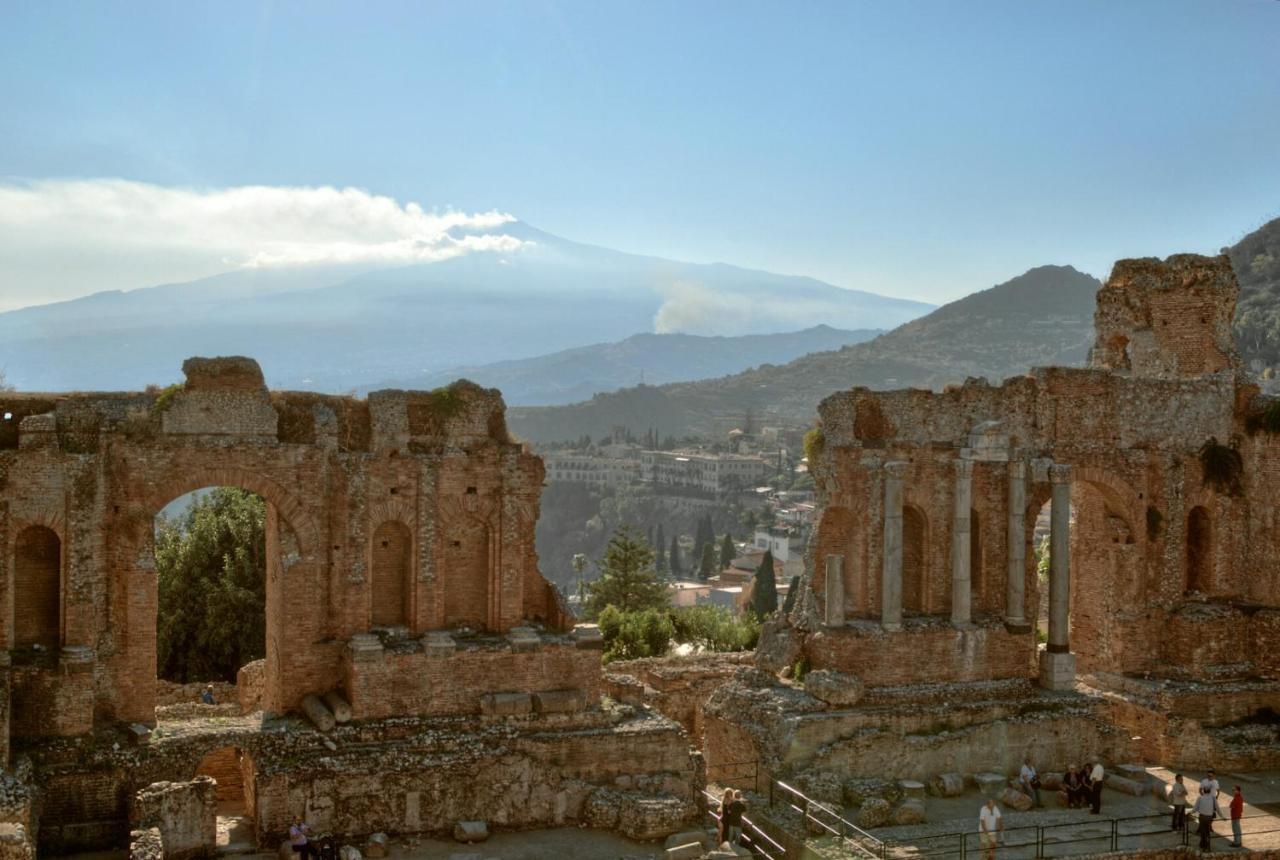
[2,252,1279,859]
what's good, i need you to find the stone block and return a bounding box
[1105,774,1146,796]
[898,779,926,799]
[665,843,704,860]
[803,670,864,707]
[891,798,926,825]
[532,689,585,714]
[1000,787,1033,812]
[128,723,152,745]
[665,830,711,850]
[572,624,604,650]
[131,778,216,860]
[1115,764,1149,783]
[347,633,385,662]
[929,773,965,797]
[422,631,457,658]
[480,692,532,716]
[617,794,694,841]
[508,626,541,653]
[1038,650,1076,691]
[453,821,488,843]
[301,694,336,732]
[128,827,162,860]
[338,847,362,860]
[365,833,388,858]
[856,798,890,829]
[975,773,1007,798]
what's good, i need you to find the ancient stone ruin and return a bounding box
[0,360,698,854]
[706,254,1280,801]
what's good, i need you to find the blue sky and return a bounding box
[1,0,1278,309]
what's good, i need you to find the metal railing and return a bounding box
[702,787,787,860]
[883,809,1280,859]
[708,758,764,793]
[773,779,884,860]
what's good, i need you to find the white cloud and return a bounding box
[0,179,526,310]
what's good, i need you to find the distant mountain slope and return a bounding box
[0,221,931,392]
[361,325,881,406]
[507,265,1102,442]
[1228,214,1280,368]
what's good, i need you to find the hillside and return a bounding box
[0,221,931,392]
[361,325,880,406]
[508,265,1102,442]
[1228,214,1280,368]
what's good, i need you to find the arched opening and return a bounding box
[969,508,982,613]
[194,745,253,850]
[1186,506,1212,594]
[444,523,490,630]
[371,521,412,627]
[902,505,927,614]
[14,525,61,651]
[155,487,267,689]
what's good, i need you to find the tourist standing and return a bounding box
[1170,774,1189,832]
[1229,786,1244,848]
[1020,756,1043,808]
[979,798,1003,860]
[1195,787,1216,851]
[716,788,732,845]
[723,790,747,846]
[1089,761,1105,815]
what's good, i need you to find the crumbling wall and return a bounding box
[130,777,216,860]
[602,652,752,742]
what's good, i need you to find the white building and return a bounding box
[542,452,642,487]
[640,450,770,495]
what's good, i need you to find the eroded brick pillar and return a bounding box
[1005,459,1028,630]
[881,461,907,631]
[950,458,973,627]
[824,554,844,626]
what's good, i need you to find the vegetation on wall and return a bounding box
[1146,505,1165,542]
[1199,436,1244,497]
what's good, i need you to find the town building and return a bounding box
[640,450,770,495]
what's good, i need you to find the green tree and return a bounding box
[698,541,716,581]
[583,527,668,619]
[654,523,667,574]
[718,533,735,569]
[781,575,800,613]
[669,605,759,652]
[0,369,12,392]
[669,535,683,578]
[750,549,778,617]
[156,487,266,683]
[597,606,674,662]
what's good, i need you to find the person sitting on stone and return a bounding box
[289,816,317,860]
[1019,756,1043,808]
[201,684,215,705]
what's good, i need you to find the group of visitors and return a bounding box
[1055,760,1106,813]
[715,788,748,847]
[1170,771,1246,851]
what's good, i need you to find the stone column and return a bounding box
[1039,464,1077,690]
[1005,459,1029,630]
[881,461,908,631]
[951,459,974,627]
[824,554,844,627]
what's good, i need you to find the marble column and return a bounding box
[951,459,974,626]
[881,461,908,631]
[1039,464,1076,690]
[824,554,844,627]
[1005,459,1028,630]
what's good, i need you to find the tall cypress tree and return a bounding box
[718,533,735,569]
[669,535,682,578]
[654,524,667,573]
[698,541,716,581]
[751,549,778,617]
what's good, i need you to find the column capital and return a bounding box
[1049,463,1072,484]
[884,460,909,479]
[1007,458,1026,478]
[953,458,974,478]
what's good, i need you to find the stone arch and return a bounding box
[1186,506,1212,594]
[144,468,320,560]
[902,504,927,614]
[371,521,412,627]
[14,525,62,649]
[1068,465,1141,541]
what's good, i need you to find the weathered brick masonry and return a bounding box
[0,359,698,852]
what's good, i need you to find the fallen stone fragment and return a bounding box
[856,797,891,829]
[300,694,336,732]
[322,690,353,723]
[1105,774,1146,796]
[664,830,710,850]
[929,773,965,797]
[892,798,927,825]
[1000,787,1033,812]
[453,821,489,843]
[364,833,388,858]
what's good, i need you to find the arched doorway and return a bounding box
[902,505,927,614]
[1186,506,1212,594]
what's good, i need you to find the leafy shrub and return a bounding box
[1199,436,1244,496]
[598,606,674,663]
[669,605,760,652]
[1145,506,1164,542]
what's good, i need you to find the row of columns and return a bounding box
[870,457,1072,642]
